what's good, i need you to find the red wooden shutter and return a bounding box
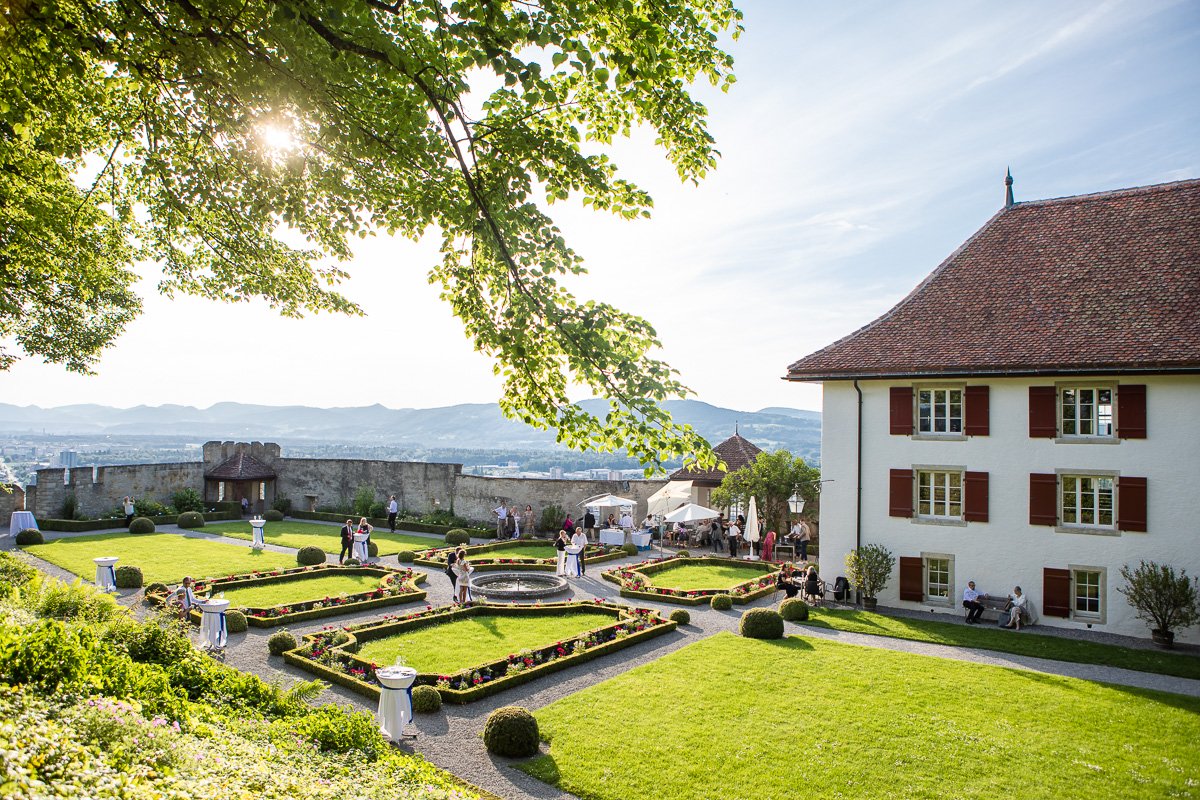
[1117,384,1147,439]
[1029,473,1058,526]
[899,557,923,601]
[1117,476,1148,532]
[964,386,990,436]
[964,471,989,522]
[1043,568,1071,618]
[889,469,914,518]
[890,387,914,435]
[1028,386,1057,437]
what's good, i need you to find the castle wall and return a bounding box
[31,463,205,519]
[454,474,663,527]
[273,459,460,515]
[0,484,24,517]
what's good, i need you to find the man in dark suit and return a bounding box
[583,509,596,542]
[339,519,354,564]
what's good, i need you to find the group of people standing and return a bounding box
[492,504,536,539]
[444,546,472,604]
[555,527,590,576]
[338,517,374,564]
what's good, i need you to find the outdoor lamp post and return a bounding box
[788,492,806,517]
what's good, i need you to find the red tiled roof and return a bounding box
[205,452,276,480]
[670,433,763,485]
[787,179,1200,380]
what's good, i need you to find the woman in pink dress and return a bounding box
[762,529,776,562]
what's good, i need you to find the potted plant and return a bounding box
[1118,561,1200,648]
[844,543,894,611]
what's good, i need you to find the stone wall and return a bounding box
[30,463,205,520]
[273,459,460,514]
[203,441,281,467]
[454,474,663,528]
[0,484,25,517]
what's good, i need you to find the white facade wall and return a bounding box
[816,374,1200,642]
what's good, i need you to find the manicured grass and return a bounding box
[802,607,1200,681]
[355,611,614,675]
[203,521,441,555]
[520,632,1200,799]
[215,573,386,609]
[472,544,560,560]
[645,561,771,591]
[21,532,296,584]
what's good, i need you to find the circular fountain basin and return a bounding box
[469,572,569,600]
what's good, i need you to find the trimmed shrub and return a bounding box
[668,609,691,625]
[483,706,540,758]
[272,497,292,514]
[710,594,734,611]
[145,582,169,597]
[352,485,376,518]
[264,509,285,522]
[267,629,298,656]
[445,529,471,546]
[114,565,143,589]
[397,550,417,563]
[412,684,442,713]
[620,543,638,556]
[740,608,785,640]
[343,558,362,567]
[129,517,156,534]
[676,549,690,558]
[297,546,326,566]
[134,499,170,518]
[368,501,386,519]
[225,610,248,633]
[176,511,205,529]
[538,504,565,534]
[171,488,205,513]
[15,528,43,546]
[780,597,810,622]
[367,541,379,558]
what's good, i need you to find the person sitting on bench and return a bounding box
[777,563,801,599]
[1002,586,1028,630]
[803,565,822,603]
[962,580,987,624]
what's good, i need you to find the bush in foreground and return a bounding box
[343,558,362,567]
[779,598,810,622]
[264,509,285,522]
[225,610,248,633]
[367,541,380,558]
[397,551,416,563]
[444,529,471,546]
[115,565,143,589]
[268,630,298,656]
[740,608,784,640]
[668,609,691,625]
[676,549,690,558]
[15,528,43,545]
[176,511,205,529]
[620,543,638,556]
[710,594,733,611]
[483,706,539,758]
[297,546,326,566]
[129,517,156,535]
[412,684,442,713]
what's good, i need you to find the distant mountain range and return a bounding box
[0,399,821,462]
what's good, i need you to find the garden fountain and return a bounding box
[468,572,569,600]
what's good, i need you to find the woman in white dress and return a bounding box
[453,549,472,603]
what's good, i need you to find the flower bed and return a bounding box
[412,539,625,572]
[602,556,780,605]
[283,600,675,703]
[146,563,428,627]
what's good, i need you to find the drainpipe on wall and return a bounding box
[854,379,864,606]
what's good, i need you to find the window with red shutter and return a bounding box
[1028,386,1057,437]
[889,469,914,518]
[899,557,923,602]
[890,387,913,435]
[1117,476,1147,532]
[964,386,989,436]
[1043,568,1071,617]
[1029,473,1058,526]
[964,472,989,522]
[1117,385,1147,439]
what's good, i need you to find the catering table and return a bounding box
[93,556,119,593]
[249,517,267,549]
[599,528,626,546]
[8,511,37,538]
[198,598,230,650]
[353,532,370,562]
[565,544,583,577]
[375,666,418,741]
[630,532,652,551]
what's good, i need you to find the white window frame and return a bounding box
[218,481,226,501]
[1069,565,1106,624]
[1057,470,1116,532]
[922,552,954,607]
[1057,383,1116,442]
[915,386,965,437]
[914,467,965,523]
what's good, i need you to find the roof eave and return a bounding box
[785,364,1200,382]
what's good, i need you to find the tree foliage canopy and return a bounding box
[0,0,742,470]
[711,450,820,535]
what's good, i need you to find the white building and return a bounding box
[786,178,1200,641]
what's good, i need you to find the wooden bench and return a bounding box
[976,595,1032,626]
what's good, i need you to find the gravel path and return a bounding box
[7,528,1200,800]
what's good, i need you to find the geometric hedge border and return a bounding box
[601,555,780,605]
[412,538,627,572]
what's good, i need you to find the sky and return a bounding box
[3,0,1198,415]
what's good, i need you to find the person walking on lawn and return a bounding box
[339,519,354,564]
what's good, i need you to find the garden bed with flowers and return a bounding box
[412,539,625,572]
[283,600,676,703]
[146,563,427,627]
[602,556,780,605]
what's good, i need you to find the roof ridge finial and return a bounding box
[1005,167,1015,208]
[734,421,738,436]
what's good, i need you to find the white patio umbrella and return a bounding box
[646,481,692,517]
[664,503,720,523]
[743,497,760,560]
[579,493,636,509]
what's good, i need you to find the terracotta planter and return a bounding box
[862,597,878,612]
[1151,629,1175,648]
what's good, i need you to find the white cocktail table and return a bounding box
[93,556,119,592]
[8,511,37,538]
[599,529,625,546]
[250,517,267,549]
[197,598,231,649]
[375,666,418,741]
[353,532,370,562]
[565,545,583,577]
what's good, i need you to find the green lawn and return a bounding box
[802,607,1200,681]
[214,573,387,609]
[520,632,1200,800]
[203,521,441,555]
[21,532,296,585]
[645,561,770,591]
[355,611,614,675]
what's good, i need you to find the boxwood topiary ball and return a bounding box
[297,545,326,566]
[144,582,169,596]
[668,609,690,625]
[14,528,43,546]
[444,529,471,546]
[267,629,297,656]
[397,550,417,563]
[343,557,362,567]
[411,684,442,713]
[264,509,285,522]
[225,609,248,633]
[779,597,810,622]
[676,550,690,558]
[129,517,156,534]
[176,511,205,529]
[710,594,734,611]
[620,543,638,556]
[483,706,540,758]
[367,541,380,558]
[114,565,143,589]
[740,608,785,640]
